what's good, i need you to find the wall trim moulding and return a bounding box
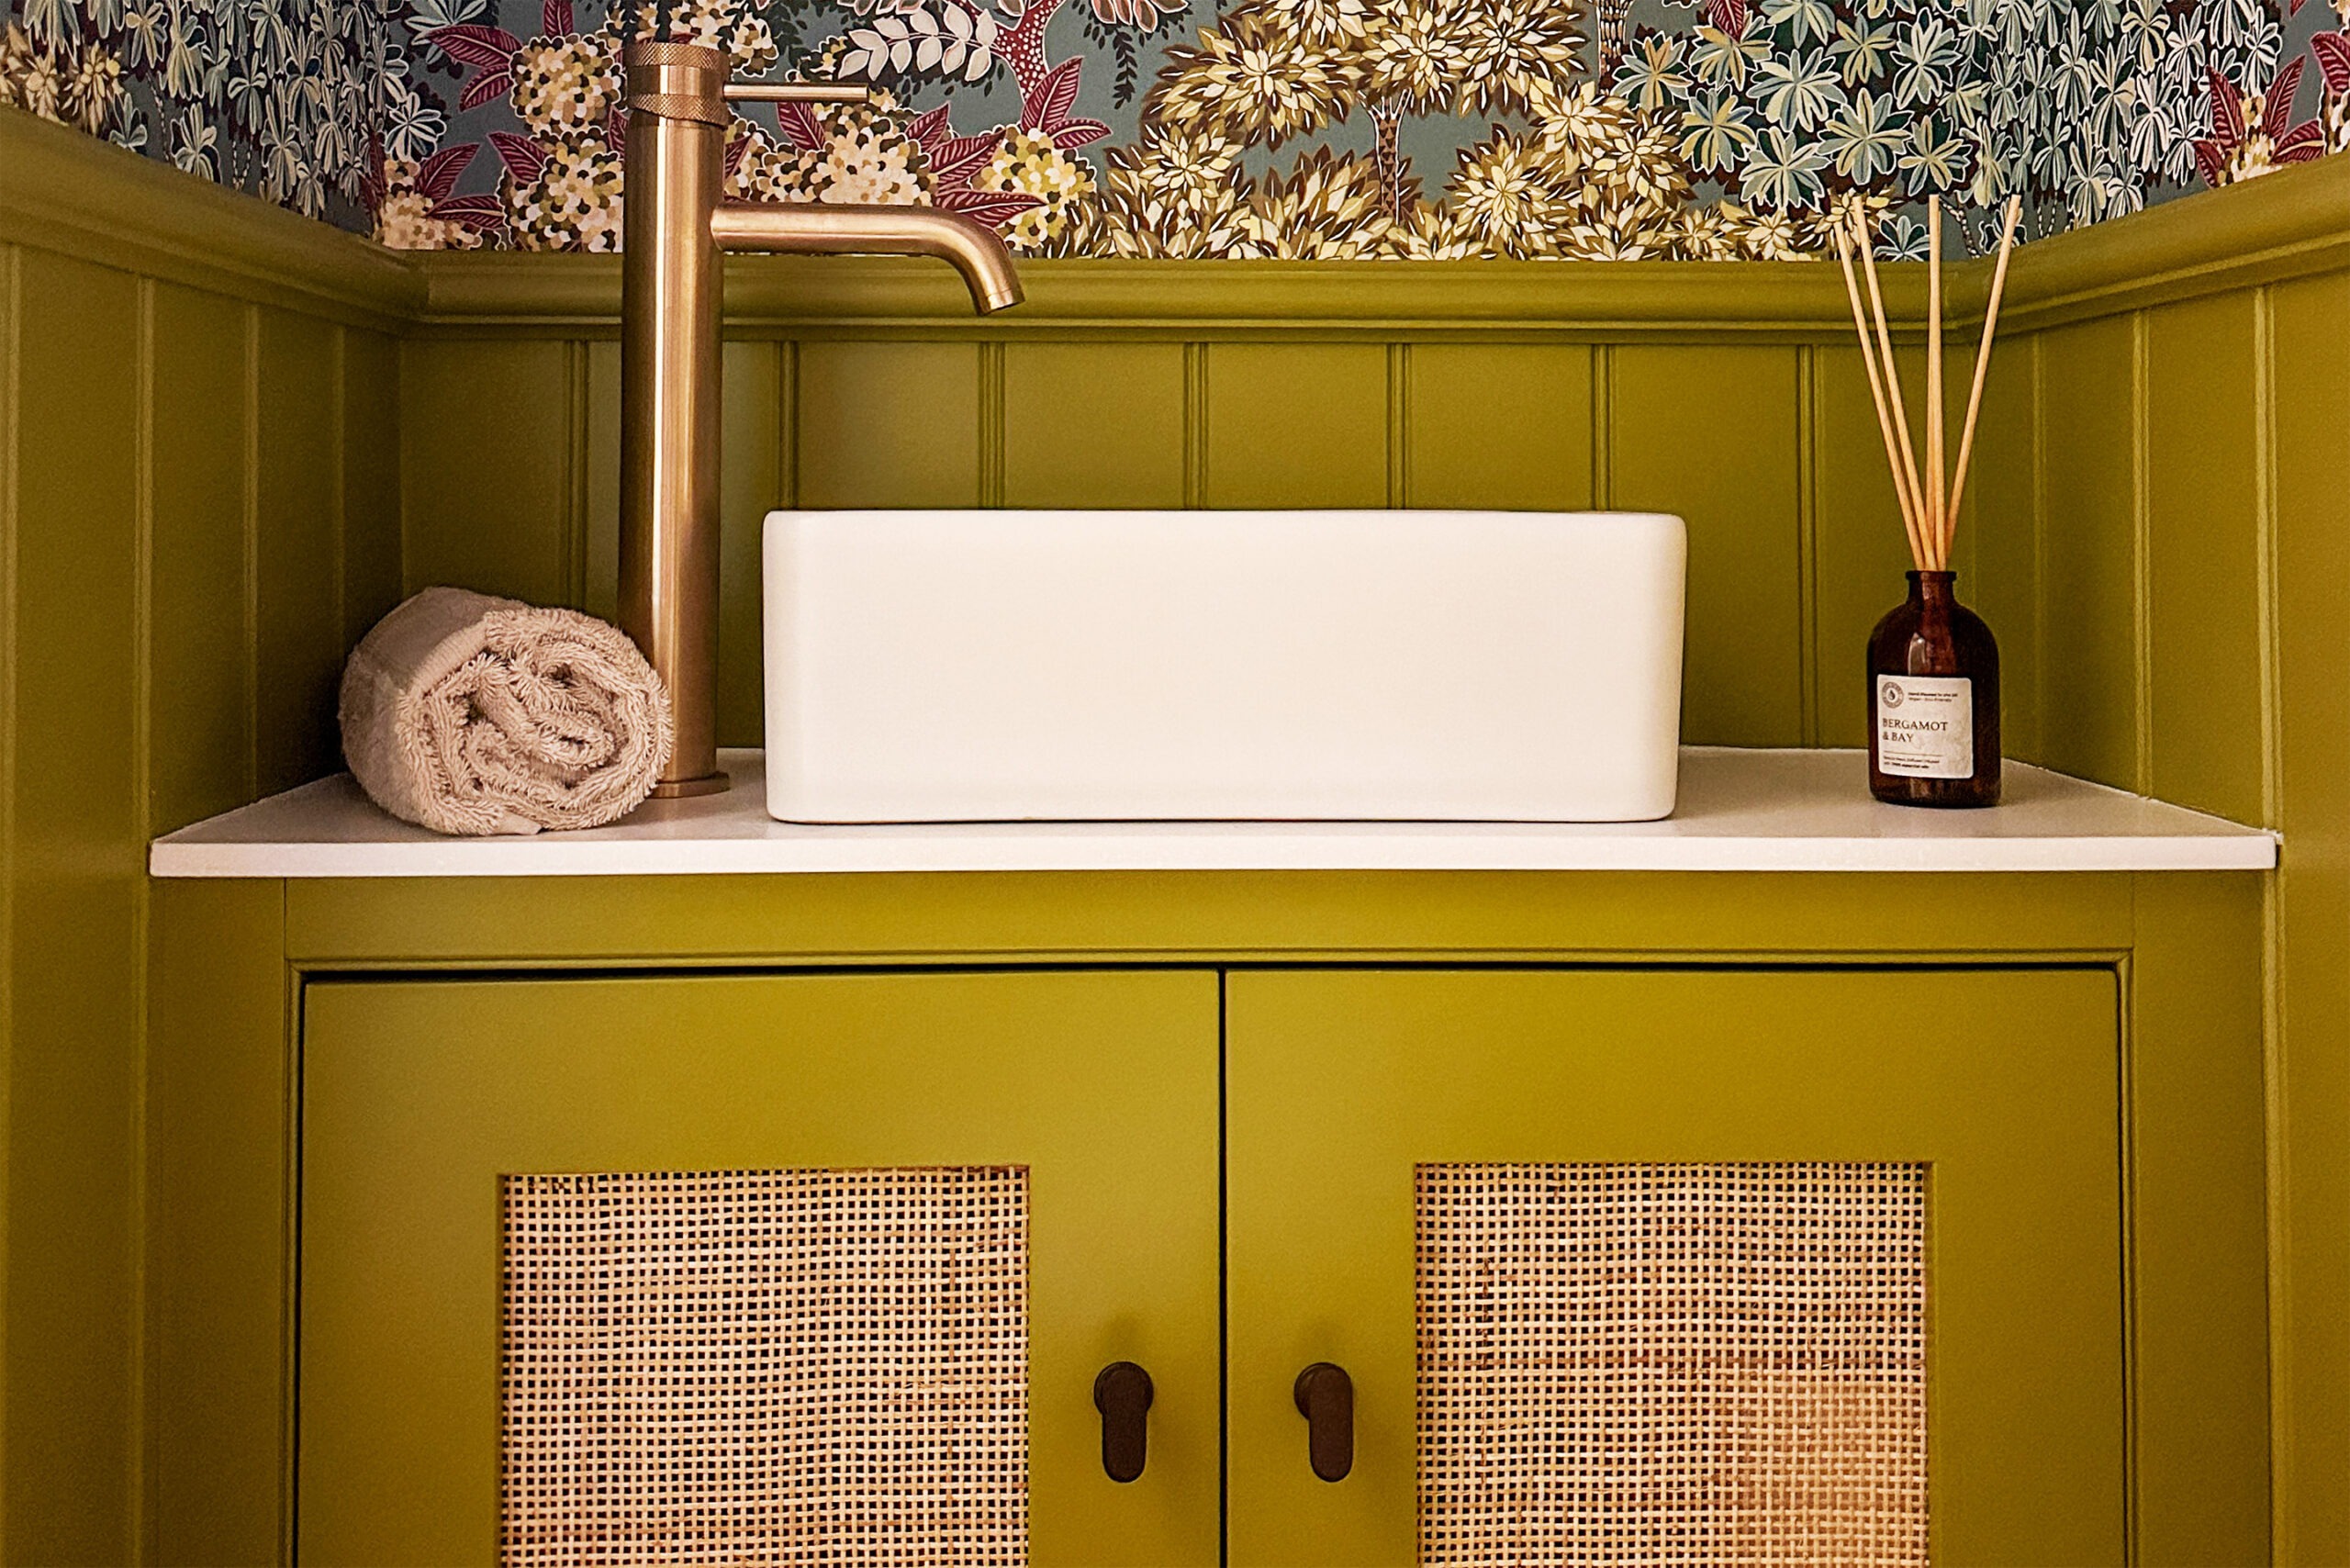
[1980,154,2350,335]
[411,252,1938,341]
[0,108,420,330]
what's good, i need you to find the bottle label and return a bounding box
[1876,675,1974,778]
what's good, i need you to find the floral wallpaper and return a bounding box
[5,0,2347,257]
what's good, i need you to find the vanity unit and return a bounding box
[151,749,2275,1564]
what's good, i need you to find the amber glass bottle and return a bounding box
[1868,570,2000,807]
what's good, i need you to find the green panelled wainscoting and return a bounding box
[0,112,411,1562]
[3,99,2349,1559]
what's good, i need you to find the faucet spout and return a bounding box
[711,203,1024,314]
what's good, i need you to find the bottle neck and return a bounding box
[1908,569,1958,608]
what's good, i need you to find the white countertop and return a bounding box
[148,748,2277,878]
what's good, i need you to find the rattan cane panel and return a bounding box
[1416,1162,1929,1567]
[500,1166,1027,1566]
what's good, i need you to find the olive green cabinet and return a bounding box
[298,961,2132,1566]
[297,970,1224,1566]
[1225,969,2123,1566]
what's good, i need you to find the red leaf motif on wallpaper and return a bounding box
[422,22,522,69]
[908,103,953,149]
[2206,66,2245,145]
[2312,33,2350,95]
[1022,57,1081,133]
[543,0,575,36]
[1707,0,1749,33]
[1053,117,1110,147]
[459,70,515,110]
[2275,120,2328,161]
[362,129,387,211]
[929,132,1002,185]
[490,130,549,181]
[2264,56,2306,138]
[415,142,478,201]
[430,194,509,231]
[934,187,1044,226]
[607,107,628,153]
[2192,137,2227,185]
[776,100,824,151]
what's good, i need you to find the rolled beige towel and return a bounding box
[339,587,674,835]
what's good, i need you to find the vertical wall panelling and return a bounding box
[6,248,141,1566]
[979,342,1006,508]
[1610,344,1803,747]
[254,310,342,795]
[148,286,257,836]
[398,339,579,606]
[0,239,17,1554]
[1402,344,1594,513]
[1183,343,1209,509]
[1203,343,1387,510]
[341,330,405,654]
[1809,343,1930,749]
[585,339,622,624]
[2035,315,2142,790]
[796,342,981,510]
[1964,336,2042,764]
[1002,342,1187,510]
[1385,344,1408,508]
[2270,268,2350,1565]
[2144,291,2266,825]
[718,342,784,749]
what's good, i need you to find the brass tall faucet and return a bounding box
[620,40,1024,798]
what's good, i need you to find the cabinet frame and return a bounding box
[149,869,2268,1565]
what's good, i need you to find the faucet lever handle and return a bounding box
[723,82,874,103]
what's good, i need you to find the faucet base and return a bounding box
[649,771,731,800]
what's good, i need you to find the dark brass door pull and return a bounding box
[1093,1361,1155,1483]
[1292,1361,1353,1482]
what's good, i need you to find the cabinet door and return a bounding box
[300,970,1219,1565]
[1227,968,2121,1567]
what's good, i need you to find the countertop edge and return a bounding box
[147,748,2282,879]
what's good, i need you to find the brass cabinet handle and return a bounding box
[1292,1361,1354,1482]
[1093,1361,1155,1483]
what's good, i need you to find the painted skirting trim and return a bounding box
[412,252,1937,340]
[0,109,420,330]
[1985,156,2350,334]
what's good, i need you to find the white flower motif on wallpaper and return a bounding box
[4,0,389,224]
[5,0,2348,254]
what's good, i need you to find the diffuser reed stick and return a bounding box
[1849,214,1927,561]
[1926,202,1945,547]
[1832,228,1931,571]
[1942,196,2025,560]
[1832,196,2023,571]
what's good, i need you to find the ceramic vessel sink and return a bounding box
[762,509,1686,823]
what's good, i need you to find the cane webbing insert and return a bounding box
[499,1166,1027,1566]
[1416,1162,1929,1567]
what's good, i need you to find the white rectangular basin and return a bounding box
[762,510,1686,823]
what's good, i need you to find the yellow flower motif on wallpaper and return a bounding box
[1238,148,1392,256]
[509,33,619,139]
[784,95,937,204]
[977,128,1096,252]
[1146,12,1355,147]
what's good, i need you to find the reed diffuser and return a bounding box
[1834,196,2021,808]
